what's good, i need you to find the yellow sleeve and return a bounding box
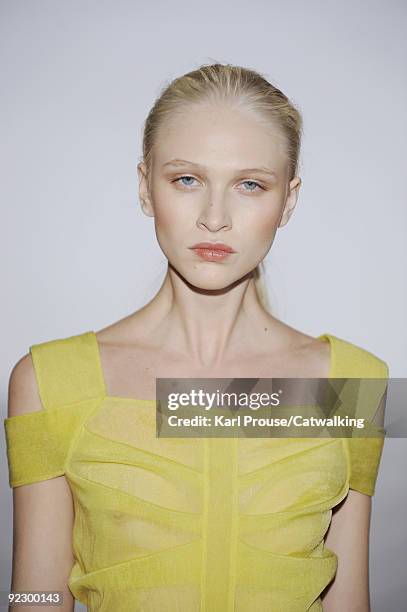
[4,404,93,487]
[330,335,389,496]
[3,331,105,488]
[347,435,385,496]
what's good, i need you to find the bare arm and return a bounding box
[321,489,372,611]
[321,391,387,611]
[8,354,75,611]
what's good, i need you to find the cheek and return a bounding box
[154,207,193,246]
[150,190,194,253]
[150,185,183,230]
[239,204,281,245]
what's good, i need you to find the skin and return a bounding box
[8,99,377,611]
[137,102,303,373]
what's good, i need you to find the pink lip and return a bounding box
[189,242,236,262]
[189,242,236,253]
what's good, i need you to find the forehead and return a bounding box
[152,102,288,171]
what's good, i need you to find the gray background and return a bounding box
[1,0,406,609]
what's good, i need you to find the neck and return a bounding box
[135,264,277,368]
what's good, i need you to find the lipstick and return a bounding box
[189,242,236,262]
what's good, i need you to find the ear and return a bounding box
[137,161,155,217]
[278,176,301,228]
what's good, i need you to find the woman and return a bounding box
[5,63,388,611]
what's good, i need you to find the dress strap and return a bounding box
[326,334,389,379]
[326,334,389,496]
[30,330,107,410]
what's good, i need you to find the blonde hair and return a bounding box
[141,63,303,312]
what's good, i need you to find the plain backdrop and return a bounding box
[1,1,406,609]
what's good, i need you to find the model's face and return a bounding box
[138,102,301,291]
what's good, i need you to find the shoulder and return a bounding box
[326,334,389,378]
[8,329,98,418]
[278,325,389,379]
[94,312,150,347]
[8,353,42,417]
[275,327,332,377]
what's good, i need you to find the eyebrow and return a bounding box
[162,158,277,178]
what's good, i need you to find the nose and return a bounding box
[196,193,232,233]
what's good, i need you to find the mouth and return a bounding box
[189,242,236,262]
[189,242,236,253]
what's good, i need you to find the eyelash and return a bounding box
[172,175,265,192]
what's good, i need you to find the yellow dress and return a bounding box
[4,331,389,611]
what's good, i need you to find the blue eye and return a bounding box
[241,180,262,191]
[175,175,198,187]
[172,176,264,192]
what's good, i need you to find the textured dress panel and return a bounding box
[4,331,388,611]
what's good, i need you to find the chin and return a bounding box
[178,266,247,293]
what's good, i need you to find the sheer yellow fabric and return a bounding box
[3,331,389,611]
